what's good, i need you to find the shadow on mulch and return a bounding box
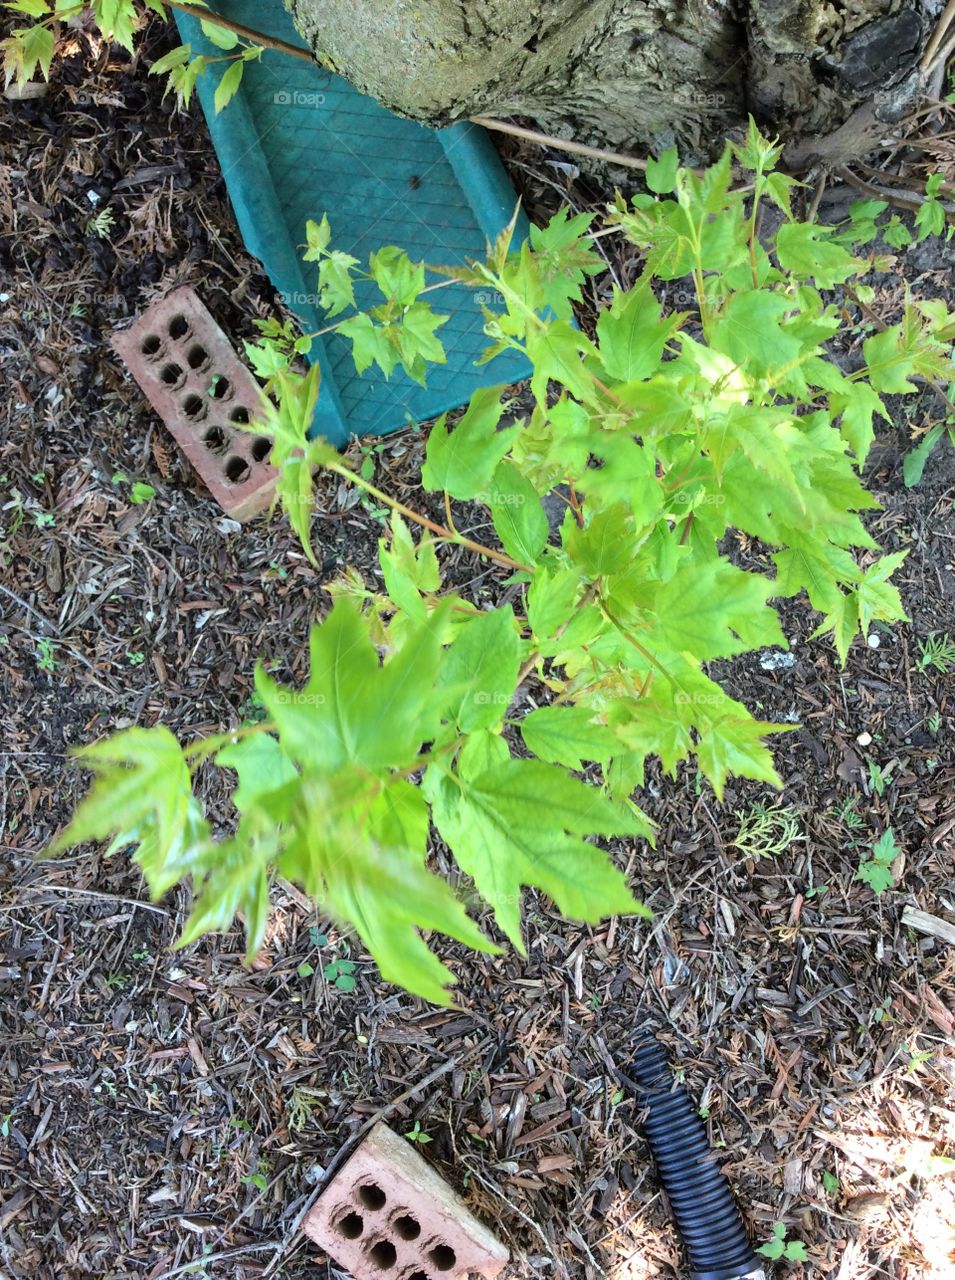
[1,14,954,1280]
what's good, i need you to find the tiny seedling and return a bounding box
[130,482,156,504]
[832,796,865,830]
[404,1120,432,1145]
[928,711,942,735]
[127,651,145,666]
[0,1111,12,1138]
[855,828,900,895]
[821,1170,840,1196]
[323,957,357,992]
[916,632,955,674]
[33,511,55,529]
[867,759,888,796]
[903,1043,934,1072]
[870,994,894,1026]
[732,801,802,858]
[757,1223,808,1262]
[296,961,314,978]
[241,1170,268,1192]
[36,637,58,672]
[86,207,116,239]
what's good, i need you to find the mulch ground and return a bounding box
[1,13,954,1280]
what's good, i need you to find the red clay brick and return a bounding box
[112,286,278,521]
[303,1123,509,1280]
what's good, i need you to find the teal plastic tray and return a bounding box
[173,1,531,447]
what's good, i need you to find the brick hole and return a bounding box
[356,1183,387,1212]
[335,1210,364,1240]
[427,1244,456,1272]
[202,426,228,454]
[182,393,208,422]
[224,456,250,485]
[229,406,250,425]
[391,1213,420,1241]
[160,362,185,388]
[168,314,190,341]
[187,344,210,371]
[140,333,163,360]
[209,374,232,401]
[366,1239,397,1270]
[403,1272,430,1280]
[250,437,272,462]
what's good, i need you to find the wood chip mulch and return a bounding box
[1,14,953,1280]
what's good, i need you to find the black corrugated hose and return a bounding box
[628,1032,764,1280]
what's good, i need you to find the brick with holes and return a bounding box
[112,285,278,521]
[303,1122,509,1280]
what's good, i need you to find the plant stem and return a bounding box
[326,463,534,573]
[163,0,315,60]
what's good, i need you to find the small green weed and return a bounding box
[732,802,802,858]
[404,1120,432,1144]
[36,637,58,672]
[323,957,357,992]
[917,633,955,674]
[86,207,115,239]
[757,1223,808,1262]
[855,828,899,895]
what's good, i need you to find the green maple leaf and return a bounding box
[256,597,450,775]
[596,281,677,381]
[488,461,548,564]
[93,0,137,51]
[51,726,192,859]
[338,312,398,377]
[831,383,888,465]
[428,756,648,948]
[216,733,298,814]
[437,604,521,732]
[391,301,448,384]
[303,214,331,261]
[277,775,497,1004]
[521,706,618,770]
[318,249,359,316]
[50,727,215,903]
[526,207,603,317]
[248,363,335,566]
[526,319,599,406]
[421,386,518,500]
[710,289,802,377]
[695,717,789,798]
[775,222,863,289]
[526,565,580,644]
[378,513,440,622]
[645,146,679,195]
[621,558,786,660]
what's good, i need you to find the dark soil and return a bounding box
[1,13,954,1280]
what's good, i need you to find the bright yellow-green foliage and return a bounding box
[53,124,955,1002]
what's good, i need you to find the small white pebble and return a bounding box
[86,189,101,206]
[856,731,873,747]
[867,633,880,648]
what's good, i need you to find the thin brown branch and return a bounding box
[468,114,649,172]
[163,1,316,61]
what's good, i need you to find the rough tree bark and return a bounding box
[281,0,948,168]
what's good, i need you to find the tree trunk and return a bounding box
[281,0,944,168]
